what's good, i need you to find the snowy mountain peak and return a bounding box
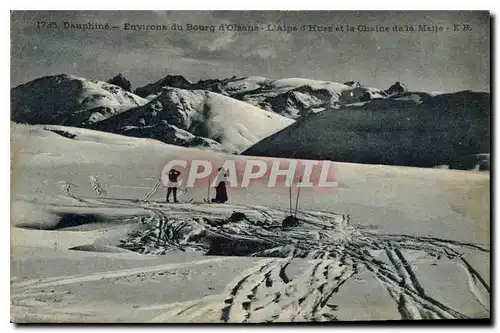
[135,75,193,98]
[107,73,133,92]
[134,75,399,118]
[11,74,148,126]
[92,86,294,153]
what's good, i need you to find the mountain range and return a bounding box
[10,73,490,169]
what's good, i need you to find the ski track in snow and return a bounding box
[11,199,490,322]
[119,200,489,321]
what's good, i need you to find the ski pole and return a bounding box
[294,175,303,218]
[207,177,210,202]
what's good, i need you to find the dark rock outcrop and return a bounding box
[107,74,132,92]
[134,75,194,97]
[344,81,362,87]
[385,81,407,95]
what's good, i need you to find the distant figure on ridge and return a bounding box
[166,168,181,203]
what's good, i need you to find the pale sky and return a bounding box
[11,11,490,93]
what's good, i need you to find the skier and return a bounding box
[166,168,181,203]
[211,167,228,203]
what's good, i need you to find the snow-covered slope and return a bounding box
[243,90,490,169]
[11,122,490,244]
[36,124,179,147]
[134,76,390,118]
[11,74,148,126]
[92,87,294,153]
[115,123,227,152]
[10,122,490,322]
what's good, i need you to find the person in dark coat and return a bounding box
[212,167,228,203]
[166,168,181,203]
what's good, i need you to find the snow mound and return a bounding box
[92,87,294,153]
[11,74,148,126]
[243,90,490,169]
[38,124,168,146]
[69,244,136,253]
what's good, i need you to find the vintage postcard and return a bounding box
[10,10,490,323]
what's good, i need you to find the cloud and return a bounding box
[206,31,237,51]
[10,10,490,92]
[244,47,277,59]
